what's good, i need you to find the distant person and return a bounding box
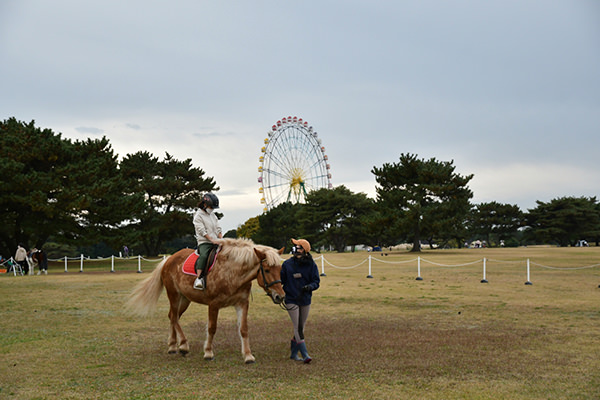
[15,243,28,275]
[123,245,129,258]
[281,238,320,363]
[192,193,222,290]
[34,248,48,275]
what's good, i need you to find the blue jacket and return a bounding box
[281,255,320,306]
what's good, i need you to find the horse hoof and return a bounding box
[204,357,215,361]
[245,359,256,365]
[168,350,177,354]
[179,350,189,356]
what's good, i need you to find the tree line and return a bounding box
[0,118,217,258]
[243,156,599,252]
[2,118,598,258]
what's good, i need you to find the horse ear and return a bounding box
[253,248,265,260]
[278,247,285,255]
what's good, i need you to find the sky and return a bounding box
[1,0,599,233]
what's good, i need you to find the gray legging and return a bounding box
[287,304,311,342]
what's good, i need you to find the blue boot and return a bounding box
[297,340,312,364]
[290,339,302,361]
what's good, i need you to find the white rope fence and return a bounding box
[529,261,600,270]
[312,254,600,286]
[43,254,165,273]
[5,252,600,286]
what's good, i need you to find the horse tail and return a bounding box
[126,258,166,317]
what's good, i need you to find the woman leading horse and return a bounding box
[126,238,285,364]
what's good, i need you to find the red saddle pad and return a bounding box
[182,252,199,276]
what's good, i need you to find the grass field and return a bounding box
[1,246,599,399]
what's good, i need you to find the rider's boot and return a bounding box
[193,274,205,290]
[193,256,205,290]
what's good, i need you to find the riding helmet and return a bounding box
[202,192,220,209]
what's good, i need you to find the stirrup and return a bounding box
[193,277,205,290]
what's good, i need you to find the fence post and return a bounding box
[416,256,423,280]
[80,254,84,273]
[319,255,326,276]
[367,255,373,278]
[137,255,142,273]
[111,255,115,273]
[481,257,488,283]
[64,256,68,273]
[525,258,532,285]
[11,257,18,276]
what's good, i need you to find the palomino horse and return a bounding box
[127,238,285,364]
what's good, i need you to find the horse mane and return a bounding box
[253,243,284,265]
[218,238,281,268]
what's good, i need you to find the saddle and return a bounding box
[182,245,219,276]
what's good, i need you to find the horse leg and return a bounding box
[236,300,255,364]
[176,297,192,354]
[167,292,191,355]
[203,305,219,360]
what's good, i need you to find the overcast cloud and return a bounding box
[2,0,599,233]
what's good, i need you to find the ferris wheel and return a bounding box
[258,116,332,212]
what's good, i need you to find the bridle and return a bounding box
[258,258,282,292]
[258,257,291,309]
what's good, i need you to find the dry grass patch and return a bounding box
[1,247,599,399]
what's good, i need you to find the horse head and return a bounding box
[254,247,286,305]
